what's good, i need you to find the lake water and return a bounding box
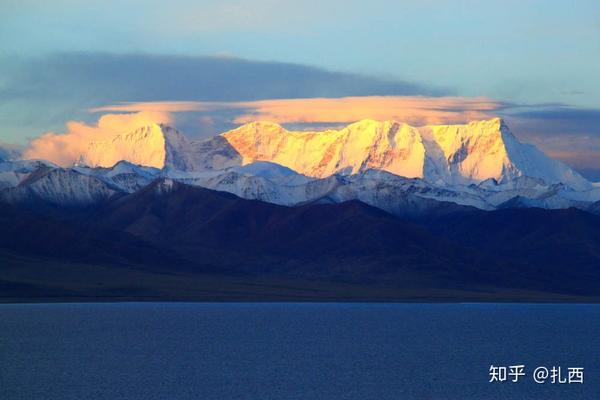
[1,303,599,400]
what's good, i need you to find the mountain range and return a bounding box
[3,118,600,213]
[2,118,600,302]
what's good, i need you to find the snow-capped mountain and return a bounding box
[0,159,58,190]
[3,118,599,214]
[0,156,170,207]
[221,118,590,190]
[80,124,167,168]
[0,165,119,206]
[162,126,242,172]
[79,123,241,172]
[172,166,600,215]
[73,160,160,193]
[60,117,590,190]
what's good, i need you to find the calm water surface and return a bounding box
[1,303,599,400]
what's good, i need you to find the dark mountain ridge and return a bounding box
[2,179,600,302]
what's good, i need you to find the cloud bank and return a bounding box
[504,106,600,179]
[94,95,502,127]
[0,52,445,143]
[233,96,500,125]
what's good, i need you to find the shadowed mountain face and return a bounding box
[2,179,600,302]
[425,209,600,297]
[0,202,186,268]
[95,180,476,277]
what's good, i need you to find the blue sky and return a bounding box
[1,0,599,176]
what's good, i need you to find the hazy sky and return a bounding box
[1,0,599,176]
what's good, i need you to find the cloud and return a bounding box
[0,52,446,144]
[94,96,503,127]
[231,96,501,125]
[1,52,441,102]
[501,106,600,179]
[23,111,170,166]
[517,133,600,171]
[504,106,600,158]
[546,149,600,169]
[506,106,600,135]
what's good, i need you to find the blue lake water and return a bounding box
[1,303,599,400]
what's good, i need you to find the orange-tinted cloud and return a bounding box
[93,96,503,126]
[232,96,500,125]
[24,111,171,166]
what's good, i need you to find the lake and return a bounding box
[1,303,599,399]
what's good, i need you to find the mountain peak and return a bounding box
[467,116,503,126]
[248,120,284,128]
[221,118,589,188]
[233,121,286,134]
[80,123,168,169]
[55,117,590,190]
